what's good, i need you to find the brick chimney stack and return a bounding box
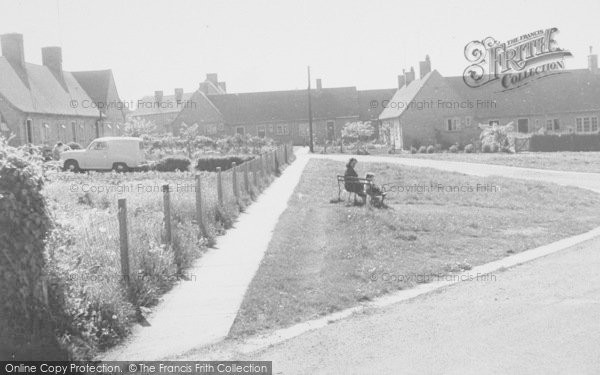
[419,55,431,79]
[405,67,415,86]
[206,73,218,86]
[589,46,598,73]
[316,78,322,90]
[42,47,63,73]
[397,74,406,88]
[1,33,25,69]
[174,88,183,102]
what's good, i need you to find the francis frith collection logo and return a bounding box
[463,27,572,91]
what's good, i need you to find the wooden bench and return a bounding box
[336,175,372,203]
[336,175,387,206]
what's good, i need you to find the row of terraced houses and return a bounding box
[2,31,599,150]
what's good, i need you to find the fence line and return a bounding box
[109,142,293,300]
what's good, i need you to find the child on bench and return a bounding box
[365,172,386,206]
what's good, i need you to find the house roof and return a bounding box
[71,70,112,105]
[132,91,195,116]
[379,71,437,120]
[172,90,224,125]
[380,68,600,120]
[357,88,397,121]
[205,87,359,125]
[445,69,600,117]
[0,57,100,117]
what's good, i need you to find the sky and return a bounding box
[1,0,599,103]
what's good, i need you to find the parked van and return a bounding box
[61,137,146,172]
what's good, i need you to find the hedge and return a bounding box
[154,156,191,172]
[530,134,600,152]
[195,155,255,172]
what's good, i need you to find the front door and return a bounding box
[25,119,33,144]
[327,121,335,141]
[517,118,529,133]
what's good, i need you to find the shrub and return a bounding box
[449,145,459,153]
[0,138,64,358]
[195,155,254,172]
[418,146,427,154]
[482,143,493,153]
[529,133,600,152]
[154,156,191,172]
[479,123,512,153]
[67,142,82,150]
[464,144,475,153]
[410,146,417,154]
[341,121,375,149]
[426,145,435,153]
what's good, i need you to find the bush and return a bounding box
[418,146,427,153]
[479,123,512,153]
[410,146,417,154]
[67,142,82,150]
[0,138,64,358]
[482,143,492,153]
[449,145,459,153]
[154,156,191,172]
[195,155,254,172]
[464,144,475,153]
[426,145,435,153]
[530,134,600,152]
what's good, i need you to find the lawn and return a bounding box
[229,158,600,337]
[379,151,600,173]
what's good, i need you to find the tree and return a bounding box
[342,121,375,149]
[479,121,514,153]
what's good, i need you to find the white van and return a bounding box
[61,137,146,172]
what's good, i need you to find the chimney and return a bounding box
[154,90,163,103]
[405,67,415,86]
[316,78,322,90]
[206,73,218,86]
[419,55,431,79]
[174,88,183,102]
[397,74,406,88]
[218,81,227,93]
[1,33,25,68]
[589,46,598,73]
[42,46,63,73]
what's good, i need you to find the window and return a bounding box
[71,121,77,142]
[25,119,33,144]
[269,124,274,132]
[258,125,266,138]
[446,118,459,131]
[575,116,599,133]
[299,123,309,136]
[488,120,499,126]
[546,119,560,132]
[0,113,8,133]
[517,118,529,133]
[276,125,283,135]
[236,126,245,135]
[465,116,472,127]
[42,123,50,143]
[284,124,289,135]
[91,141,107,150]
[545,119,553,131]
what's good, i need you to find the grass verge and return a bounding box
[229,158,600,337]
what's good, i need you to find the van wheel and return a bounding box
[112,163,129,172]
[64,159,80,172]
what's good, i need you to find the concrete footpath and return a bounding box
[102,149,309,360]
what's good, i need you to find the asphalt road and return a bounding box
[250,236,600,374]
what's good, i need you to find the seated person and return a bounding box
[344,158,366,203]
[365,172,386,204]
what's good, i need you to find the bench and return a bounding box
[336,175,387,206]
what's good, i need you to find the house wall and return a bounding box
[0,100,98,146]
[133,112,180,133]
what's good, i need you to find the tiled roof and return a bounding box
[172,90,224,125]
[357,88,396,121]
[380,68,600,120]
[379,71,437,120]
[206,87,359,125]
[0,57,99,117]
[132,92,195,116]
[71,70,112,105]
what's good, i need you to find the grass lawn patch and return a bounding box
[229,158,600,337]
[381,151,600,173]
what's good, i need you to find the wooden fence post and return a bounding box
[259,154,264,180]
[118,198,130,286]
[284,143,288,164]
[232,162,238,199]
[217,167,223,205]
[253,159,258,187]
[163,184,172,245]
[244,162,250,193]
[195,173,206,237]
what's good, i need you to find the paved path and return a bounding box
[250,235,600,374]
[102,149,310,360]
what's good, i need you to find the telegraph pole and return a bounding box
[307,66,314,153]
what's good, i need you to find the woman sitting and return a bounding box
[344,158,366,204]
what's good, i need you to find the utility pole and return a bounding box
[307,66,314,153]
